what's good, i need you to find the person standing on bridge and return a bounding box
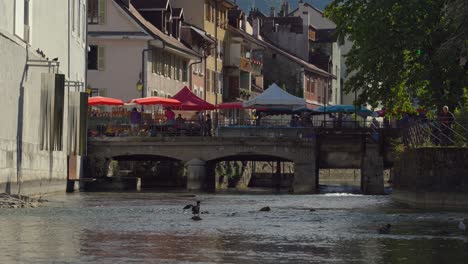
[205,114,212,136]
[438,106,455,145]
[197,111,205,136]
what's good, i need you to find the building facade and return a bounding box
[0,0,87,195]
[255,1,341,106]
[180,24,216,99]
[224,10,265,101]
[248,9,332,107]
[171,0,236,105]
[87,0,199,102]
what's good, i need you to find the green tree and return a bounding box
[325,0,467,115]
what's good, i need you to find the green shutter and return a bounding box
[98,0,106,24]
[97,46,105,71]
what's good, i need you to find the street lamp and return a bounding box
[136,80,143,93]
[86,84,92,97]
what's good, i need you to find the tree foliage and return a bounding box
[325,0,467,114]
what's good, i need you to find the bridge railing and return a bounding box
[402,118,468,147]
[87,116,393,139]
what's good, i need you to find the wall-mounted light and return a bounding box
[136,80,143,92]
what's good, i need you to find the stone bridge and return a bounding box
[86,131,393,194]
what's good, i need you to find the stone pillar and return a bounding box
[292,162,317,194]
[361,144,385,195]
[186,159,207,191]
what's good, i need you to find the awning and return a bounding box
[243,83,306,110]
[315,105,373,116]
[129,97,181,106]
[88,96,124,106]
[216,102,243,109]
[172,86,215,110]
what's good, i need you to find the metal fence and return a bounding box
[402,118,468,147]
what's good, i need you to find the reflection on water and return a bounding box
[0,192,467,264]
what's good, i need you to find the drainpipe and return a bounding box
[188,51,203,90]
[214,1,220,127]
[68,0,71,78]
[141,47,151,111]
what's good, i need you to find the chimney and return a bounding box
[270,7,276,17]
[242,15,247,31]
[299,1,310,26]
[253,18,260,38]
[282,1,289,16]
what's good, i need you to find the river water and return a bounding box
[1,191,467,264]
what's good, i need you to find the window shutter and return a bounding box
[97,46,105,71]
[98,0,106,24]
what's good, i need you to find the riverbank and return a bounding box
[0,193,43,208]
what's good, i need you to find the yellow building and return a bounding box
[171,0,236,105]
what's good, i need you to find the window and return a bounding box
[88,0,105,24]
[182,61,188,82]
[206,69,212,92]
[82,3,86,42]
[88,45,105,70]
[212,71,217,93]
[77,0,81,37]
[88,45,98,70]
[163,53,169,76]
[170,54,175,79]
[205,1,211,22]
[14,0,31,42]
[151,90,159,96]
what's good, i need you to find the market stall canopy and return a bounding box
[88,96,124,106]
[315,105,373,116]
[216,102,264,110]
[129,97,181,106]
[216,101,244,109]
[172,86,215,110]
[243,83,306,110]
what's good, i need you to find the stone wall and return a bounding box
[393,147,468,209]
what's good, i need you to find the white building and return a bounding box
[87,0,200,103]
[290,1,341,105]
[0,0,87,195]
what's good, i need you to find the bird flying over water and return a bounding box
[183,201,201,216]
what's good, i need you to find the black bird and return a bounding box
[260,206,271,212]
[183,201,201,216]
[378,224,391,234]
[52,57,58,61]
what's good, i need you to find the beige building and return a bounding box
[171,0,236,105]
[87,0,199,103]
[0,0,87,195]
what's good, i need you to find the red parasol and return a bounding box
[129,97,181,106]
[88,96,124,106]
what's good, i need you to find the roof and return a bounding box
[114,0,200,58]
[219,0,237,9]
[131,0,169,9]
[172,86,215,110]
[243,83,306,110]
[227,25,267,49]
[290,3,336,30]
[260,35,332,77]
[182,23,216,45]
